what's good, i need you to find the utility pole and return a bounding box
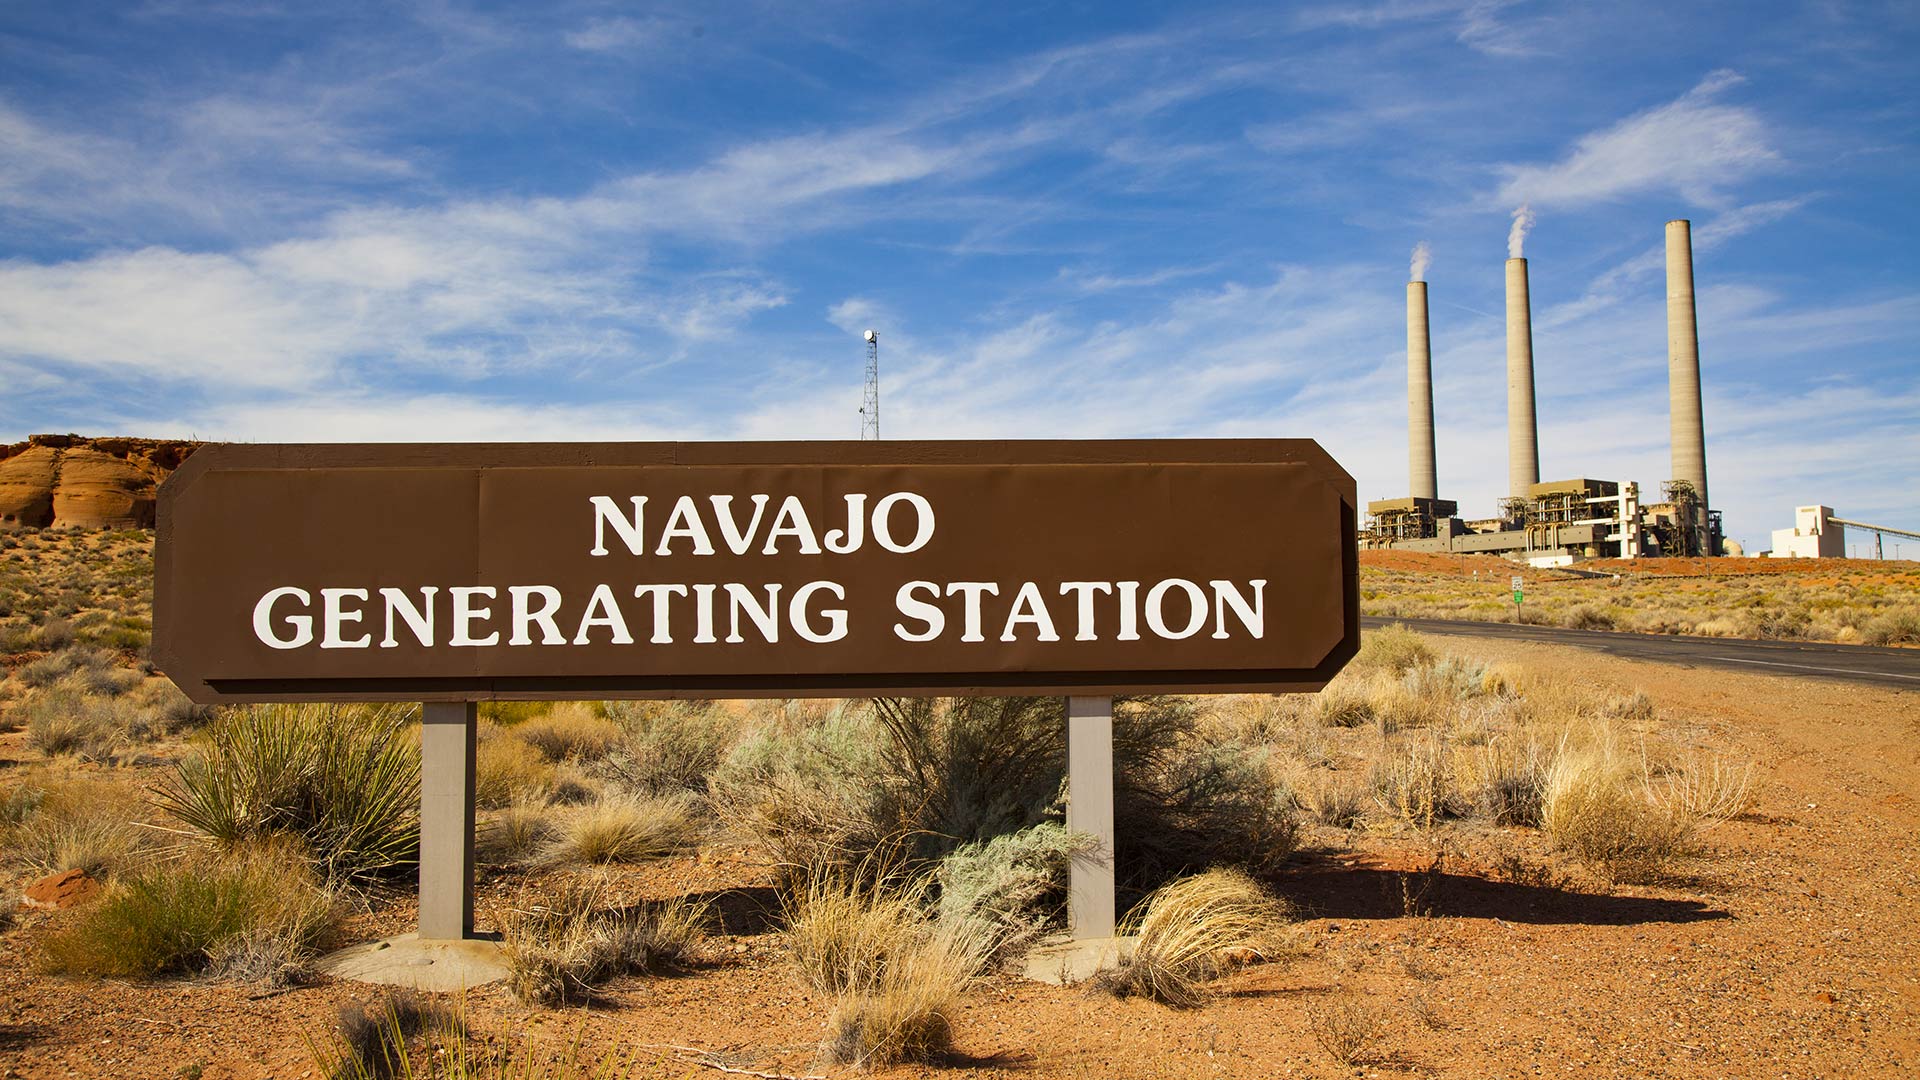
[859,330,880,440]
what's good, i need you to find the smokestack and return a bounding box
[1666,219,1709,548]
[1505,257,1539,501]
[1407,282,1437,501]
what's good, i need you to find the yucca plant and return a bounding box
[154,702,421,882]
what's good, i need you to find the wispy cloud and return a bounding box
[564,16,667,52]
[1496,70,1780,209]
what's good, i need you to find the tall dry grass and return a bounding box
[1093,868,1293,1007]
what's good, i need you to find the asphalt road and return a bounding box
[1362,616,1920,691]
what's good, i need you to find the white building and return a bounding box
[1768,505,1845,559]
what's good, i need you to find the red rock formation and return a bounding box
[0,434,200,530]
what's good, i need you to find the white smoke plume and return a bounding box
[1409,241,1431,282]
[1508,204,1534,258]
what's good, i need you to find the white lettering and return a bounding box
[945,582,1000,642]
[692,583,718,643]
[321,588,372,649]
[999,581,1060,642]
[655,496,716,556]
[573,584,634,645]
[725,583,782,643]
[871,492,935,553]
[1145,578,1206,640]
[450,586,499,647]
[589,495,648,556]
[709,494,771,555]
[761,496,823,555]
[253,587,313,650]
[893,580,944,642]
[1058,581,1112,641]
[509,585,566,646]
[823,494,868,554]
[791,581,848,643]
[1209,579,1266,639]
[379,587,437,648]
[1115,581,1142,641]
[633,584,689,644]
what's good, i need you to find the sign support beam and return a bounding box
[418,701,477,941]
[1066,695,1116,940]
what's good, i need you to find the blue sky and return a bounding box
[2,1,1916,550]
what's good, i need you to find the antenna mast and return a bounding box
[860,330,880,440]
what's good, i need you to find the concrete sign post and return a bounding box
[1065,696,1115,940]
[418,702,477,940]
[154,439,1358,943]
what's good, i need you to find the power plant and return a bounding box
[1361,220,1723,564]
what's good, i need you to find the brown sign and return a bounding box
[153,440,1356,703]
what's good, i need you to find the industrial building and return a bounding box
[1362,220,1723,565]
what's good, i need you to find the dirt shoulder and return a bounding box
[4,641,1916,1079]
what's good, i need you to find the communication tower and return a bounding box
[859,329,880,440]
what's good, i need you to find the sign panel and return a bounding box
[153,440,1357,702]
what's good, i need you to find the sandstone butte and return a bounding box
[0,434,200,530]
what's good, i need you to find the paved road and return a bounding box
[1362,616,1920,691]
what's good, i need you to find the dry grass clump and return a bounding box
[502,879,708,1005]
[477,799,556,866]
[1540,741,1693,882]
[1649,750,1754,825]
[1861,606,1920,645]
[1308,996,1388,1066]
[1299,773,1367,828]
[822,918,992,1067]
[40,841,339,980]
[315,990,456,1080]
[787,869,929,997]
[1371,731,1459,829]
[1462,737,1549,826]
[1351,623,1437,675]
[4,776,153,878]
[155,702,420,882]
[538,793,695,866]
[513,704,622,762]
[474,727,555,809]
[1092,868,1293,1008]
[788,869,994,1066]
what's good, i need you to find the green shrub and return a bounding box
[1352,624,1436,675]
[713,696,1299,888]
[709,703,901,873]
[598,700,743,795]
[935,823,1093,959]
[40,845,339,978]
[154,703,420,882]
[1863,607,1920,646]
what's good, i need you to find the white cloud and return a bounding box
[143,393,693,444]
[1496,71,1779,209]
[564,16,666,52]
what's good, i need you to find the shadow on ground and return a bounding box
[1274,854,1731,926]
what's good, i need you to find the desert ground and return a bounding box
[1,528,1916,1079]
[1360,549,1920,645]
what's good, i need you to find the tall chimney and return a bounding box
[1505,257,1539,501]
[1666,219,1709,549]
[1407,281,1437,501]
